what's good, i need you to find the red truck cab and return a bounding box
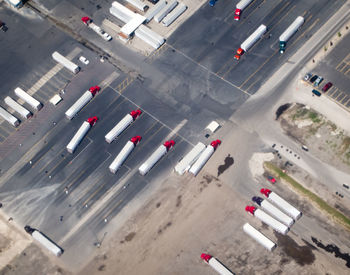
[234,9,241,20]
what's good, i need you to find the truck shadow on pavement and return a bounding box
[217,154,234,177]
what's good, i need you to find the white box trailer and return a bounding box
[174,142,206,175]
[261,188,302,220]
[246,206,289,235]
[65,86,100,120]
[25,226,63,257]
[109,136,141,173]
[120,14,146,37]
[4,96,31,119]
[162,2,187,27]
[237,24,267,54]
[0,106,20,127]
[52,51,80,74]
[252,196,294,227]
[279,16,304,53]
[66,116,97,154]
[243,223,276,251]
[125,0,148,12]
[234,0,253,21]
[189,140,221,176]
[139,140,175,176]
[110,1,135,23]
[201,253,234,275]
[154,0,178,23]
[135,25,165,49]
[14,87,42,111]
[105,110,142,143]
[145,0,167,22]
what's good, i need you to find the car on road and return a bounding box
[79,56,89,65]
[267,176,276,184]
[102,31,112,41]
[314,76,324,87]
[0,20,8,32]
[310,75,318,83]
[304,73,312,81]
[322,82,333,92]
[148,0,159,3]
[302,145,309,151]
[209,0,216,6]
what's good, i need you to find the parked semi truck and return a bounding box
[24,225,63,256]
[4,96,31,119]
[0,106,19,127]
[81,17,112,41]
[139,140,175,175]
[109,136,141,173]
[105,110,142,143]
[234,0,253,21]
[189,139,221,176]
[65,86,100,120]
[279,16,304,53]
[52,51,80,74]
[243,223,276,251]
[252,196,294,227]
[245,205,289,235]
[14,87,42,111]
[174,142,206,175]
[201,253,234,275]
[235,24,267,60]
[66,116,98,153]
[260,188,302,219]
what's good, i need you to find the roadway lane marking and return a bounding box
[165,44,250,98]
[69,136,93,165]
[237,0,268,28]
[102,199,123,220]
[38,147,66,174]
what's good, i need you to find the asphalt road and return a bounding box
[0,0,349,271]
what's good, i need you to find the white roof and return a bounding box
[50,94,63,105]
[206,121,220,133]
[120,14,145,36]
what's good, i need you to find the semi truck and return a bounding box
[201,253,234,275]
[260,188,302,220]
[52,51,80,74]
[24,225,63,257]
[109,136,141,173]
[189,139,221,176]
[81,17,112,41]
[139,140,175,175]
[243,223,276,251]
[279,16,304,53]
[174,142,206,175]
[14,87,42,111]
[66,116,98,154]
[4,96,31,119]
[105,110,142,143]
[65,86,100,120]
[235,24,267,60]
[234,0,253,21]
[0,106,19,127]
[245,205,289,235]
[252,196,294,227]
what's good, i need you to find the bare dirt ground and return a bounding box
[277,103,350,174]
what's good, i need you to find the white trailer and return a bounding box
[279,16,304,53]
[52,51,80,74]
[109,136,141,173]
[65,86,100,120]
[120,14,146,38]
[243,223,276,251]
[162,3,187,27]
[14,87,42,111]
[105,110,142,143]
[237,24,267,55]
[252,196,294,227]
[261,188,302,220]
[145,0,167,22]
[246,206,289,235]
[139,140,175,176]
[234,0,253,21]
[154,0,178,23]
[201,253,234,275]
[189,140,221,176]
[0,106,19,127]
[110,1,135,23]
[135,25,165,49]
[25,226,63,257]
[174,142,206,175]
[4,96,31,119]
[66,116,97,154]
[125,0,148,12]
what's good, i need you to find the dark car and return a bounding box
[147,0,159,4]
[0,20,8,32]
[322,82,333,92]
[209,0,216,6]
[310,75,318,83]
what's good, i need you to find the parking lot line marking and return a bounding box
[344,66,350,75]
[237,0,268,28]
[70,137,93,164]
[341,96,349,104]
[67,170,86,189]
[37,147,66,173]
[0,125,12,136]
[143,121,159,136]
[102,199,123,220]
[328,87,337,96]
[42,148,67,174]
[267,4,295,33]
[106,95,125,110]
[335,91,345,101]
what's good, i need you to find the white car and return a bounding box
[102,32,112,41]
[79,56,89,65]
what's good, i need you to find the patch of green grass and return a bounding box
[264,162,350,231]
[308,112,321,123]
[292,108,308,120]
[340,137,350,154]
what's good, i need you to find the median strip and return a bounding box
[264,162,350,231]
